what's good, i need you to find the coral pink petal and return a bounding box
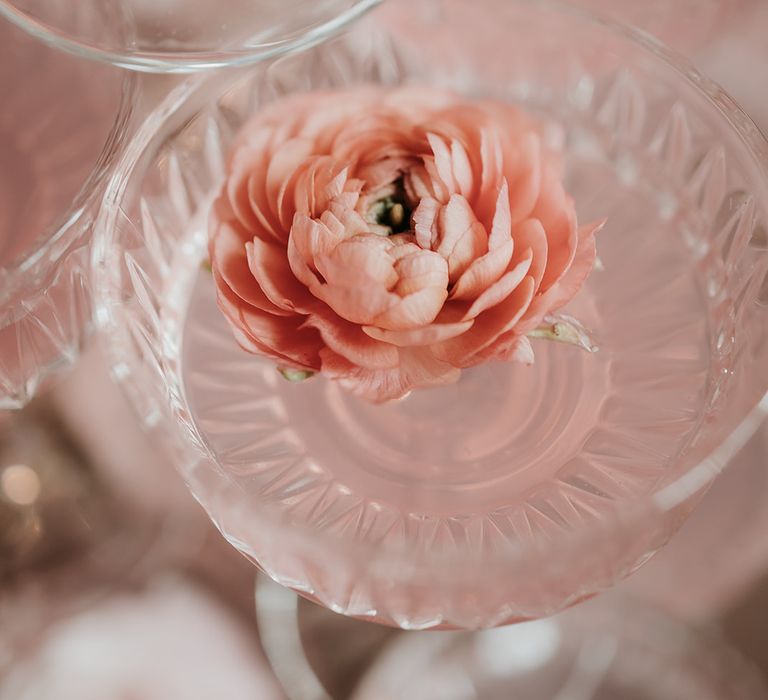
[245,237,317,313]
[215,284,321,370]
[316,236,398,291]
[436,195,487,283]
[450,238,514,301]
[286,234,320,291]
[516,219,603,334]
[239,306,322,368]
[304,311,399,369]
[531,161,578,291]
[212,269,289,338]
[427,132,458,194]
[513,217,549,290]
[276,159,310,231]
[393,249,449,297]
[292,157,322,217]
[462,248,533,320]
[432,277,535,366]
[355,156,415,191]
[488,179,512,250]
[293,158,345,218]
[226,319,317,372]
[314,283,396,326]
[321,199,368,239]
[505,132,543,224]
[363,319,474,347]
[404,164,440,204]
[474,129,504,227]
[476,334,535,366]
[321,347,460,403]
[413,197,441,249]
[211,224,292,316]
[227,175,260,232]
[540,206,578,292]
[323,166,350,202]
[311,237,400,322]
[288,215,342,275]
[247,171,283,243]
[545,219,603,310]
[266,138,315,221]
[450,139,475,198]
[225,131,273,231]
[372,286,448,331]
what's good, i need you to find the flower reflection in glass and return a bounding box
[209,87,603,402]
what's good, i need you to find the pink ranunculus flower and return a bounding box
[209,86,603,402]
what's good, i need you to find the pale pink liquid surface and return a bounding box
[173,162,713,539]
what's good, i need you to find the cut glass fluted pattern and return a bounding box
[95,0,768,628]
[0,18,134,409]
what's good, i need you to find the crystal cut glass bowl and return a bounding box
[0,18,134,409]
[94,0,768,629]
[0,0,380,73]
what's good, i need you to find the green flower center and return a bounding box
[371,196,411,234]
[366,177,412,235]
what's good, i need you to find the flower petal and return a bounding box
[304,310,399,369]
[512,217,548,291]
[363,319,474,347]
[320,346,460,403]
[426,132,458,194]
[436,195,487,283]
[473,128,504,228]
[286,215,340,290]
[516,219,603,334]
[372,286,448,331]
[462,248,533,320]
[488,179,512,250]
[475,333,535,366]
[505,132,542,224]
[393,248,449,297]
[449,239,514,301]
[532,160,578,292]
[432,276,535,366]
[413,197,441,250]
[245,236,316,313]
[447,178,514,301]
[238,306,322,367]
[544,219,603,311]
[211,222,292,316]
[451,138,475,198]
[266,138,315,223]
[227,319,318,373]
[311,235,400,324]
[215,284,321,370]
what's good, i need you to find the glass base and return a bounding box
[254,575,767,700]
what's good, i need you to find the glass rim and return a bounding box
[0,0,382,73]
[93,0,768,577]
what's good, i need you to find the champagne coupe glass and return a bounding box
[0,0,380,73]
[351,598,768,700]
[0,17,135,409]
[254,577,768,699]
[93,0,768,629]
